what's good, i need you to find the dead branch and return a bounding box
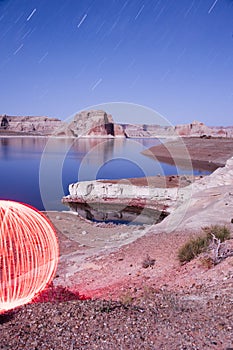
[211,233,221,264]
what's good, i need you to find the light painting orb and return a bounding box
[0,200,59,314]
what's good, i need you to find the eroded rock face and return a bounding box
[122,124,174,138]
[175,120,212,137]
[1,112,232,138]
[55,110,126,138]
[63,179,182,215]
[63,180,176,225]
[0,110,126,137]
[65,201,167,225]
[123,120,233,138]
[156,156,233,232]
[63,156,233,231]
[0,115,64,135]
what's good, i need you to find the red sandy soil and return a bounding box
[50,214,233,301]
[1,217,233,349]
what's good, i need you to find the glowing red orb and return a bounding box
[0,200,59,314]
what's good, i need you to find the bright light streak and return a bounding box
[77,14,88,28]
[91,78,102,90]
[13,44,24,55]
[135,5,145,20]
[0,201,59,314]
[208,0,218,14]
[27,8,37,21]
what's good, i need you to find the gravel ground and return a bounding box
[1,286,233,350]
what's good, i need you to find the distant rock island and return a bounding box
[54,110,125,138]
[1,111,233,138]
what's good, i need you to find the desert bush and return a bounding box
[178,235,209,263]
[178,225,231,264]
[142,254,155,268]
[203,225,231,242]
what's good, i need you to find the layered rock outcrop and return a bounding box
[1,112,232,138]
[122,124,174,138]
[174,120,207,136]
[63,180,180,211]
[0,115,64,135]
[123,120,233,138]
[62,178,191,226]
[62,179,178,225]
[158,156,233,232]
[55,110,126,138]
[0,110,125,138]
[63,156,233,231]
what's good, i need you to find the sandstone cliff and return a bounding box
[0,110,126,138]
[123,120,233,138]
[158,156,233,232]
[0,115,64,135]
[55,110,126,138]
[1,113,233,138]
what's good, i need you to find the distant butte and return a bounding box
[54,110,126,138]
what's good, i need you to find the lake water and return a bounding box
[0,137,209,211]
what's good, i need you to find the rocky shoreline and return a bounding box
[1,135,233,349]
[142,137,233,171]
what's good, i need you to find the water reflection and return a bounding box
[0,137,209,211]
[65,201,168,226]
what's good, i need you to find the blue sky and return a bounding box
[1,0,233,125]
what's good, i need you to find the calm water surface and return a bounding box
[0,137,209,211]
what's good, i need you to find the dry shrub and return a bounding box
[178,225,231,264]
[142,254,155,268]
[203,225,231,242]
[178,235,209,263]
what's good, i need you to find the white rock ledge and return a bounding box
[63,180,190,214]
[63,157,233,231]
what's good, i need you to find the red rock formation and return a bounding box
[0,115,64,135]
[124,120,233,138]
[56,110,126,138]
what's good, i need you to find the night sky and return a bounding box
[1,0,233,125]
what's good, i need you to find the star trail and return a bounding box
[0,0,233,125]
